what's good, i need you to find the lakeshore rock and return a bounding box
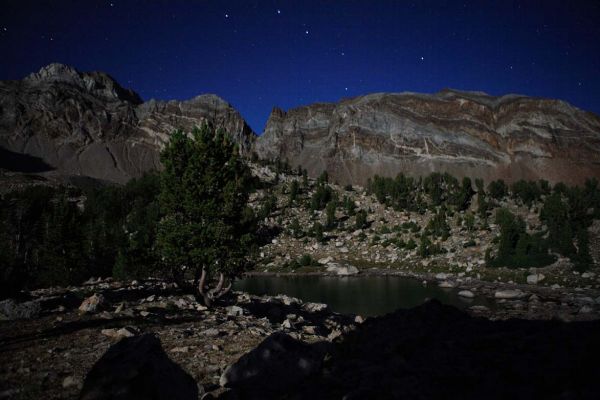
[326,263,359,276]
[79,334,199,400]
[318,256,333,265]
[303,302,329,313]
[494,289,525,299]
[527,273,546,285]
[458,290,475,298]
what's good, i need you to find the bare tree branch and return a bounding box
[198,268,207,295]
[208,273,225,297]
[214,279,232,299]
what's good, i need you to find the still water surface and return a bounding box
[234,275,491,317]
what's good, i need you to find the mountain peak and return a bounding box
[24,63,142,105]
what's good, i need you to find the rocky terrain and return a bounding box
[248,165,600,295]
[0,278,357,399]
[254,90,600,185]
[1,277,600,399]
[0,63,255,184]
[3,64,600,399]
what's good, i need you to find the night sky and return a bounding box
[1,0,599,132]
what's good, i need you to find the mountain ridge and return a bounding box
[2,63,600,186]
[254,89,600,185]
[0,63,256,184]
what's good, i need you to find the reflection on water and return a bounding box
[234,275,492,317]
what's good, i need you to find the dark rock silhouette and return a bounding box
[220,332,326,399]
[218,300,600,399]
[302,300,600,399]
[79,333,199,400]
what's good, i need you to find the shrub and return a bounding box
[325,200,337,229]
[355,210,368,230]
[488,180,507,200]
[488,208,555,268]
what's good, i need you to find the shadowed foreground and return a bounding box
[221,300,600,399]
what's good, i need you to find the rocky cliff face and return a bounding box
[0,63,255,183]
[254,90,600,185]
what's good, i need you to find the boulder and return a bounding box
[220,332,324,397]
[0,299,41,320]
[63,376,81,389]
[526,274,545,285]
[227,305,244,317]
[494,290,525,299]
[303,302,329,313]
[438,281,455,288]
[318,256,333,265]
[79,334,199,400]
[458,290,475,298]
[79,294,105,313]
[579,305,594,314]
[101,326,139,340]
[326,263,359,276]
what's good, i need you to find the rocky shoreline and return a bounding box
[1,274,600,399]
[245,269,600,322]
[0,278,357,399]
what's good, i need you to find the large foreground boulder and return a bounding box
[298,299,600,399]
[79,334,199,400]
[220,332,325,398]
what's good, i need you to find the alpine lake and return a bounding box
[234,275,493,317]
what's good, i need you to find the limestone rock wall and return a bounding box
[254,90,600,185]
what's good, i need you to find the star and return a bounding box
[305,30,309,35]
[225,13,229,18]
[345,87,348,91]
[277,9,281,14]
[578,82,582,86]
[2,27,7,32]
[341,52,345,56]
[420,56,424,61]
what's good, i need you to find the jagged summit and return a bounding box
[0,63,255,184]
[24,63,143,104]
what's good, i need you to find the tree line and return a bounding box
[1,128,599,299]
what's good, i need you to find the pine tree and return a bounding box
[157,125,254,307]
[325,200,337,229]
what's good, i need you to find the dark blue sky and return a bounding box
[1,0,599,132]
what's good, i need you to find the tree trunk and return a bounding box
[196,268,231,307]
